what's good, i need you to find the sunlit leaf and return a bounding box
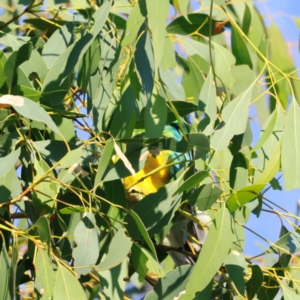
[97,227,132,271]
[227,184,265,212]
[146,0,169,67]
[282,100,300,190]
[53,261,86,299]
[131,243,165,281]
[180,203,233,299]
[73,212,100,276]
[144,265,193,300]
[211,85,254,151]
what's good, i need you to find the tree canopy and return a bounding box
[0,0,300,299]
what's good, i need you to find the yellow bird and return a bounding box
[122,123,211,265]
[123,123,190,204]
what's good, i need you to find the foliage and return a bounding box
[0,0,300,299]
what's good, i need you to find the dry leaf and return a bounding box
[0,94,24,108]
[113,140,136,176]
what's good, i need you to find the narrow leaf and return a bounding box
[97,227,132,271]
[53,262,86,299]
[226,184,265,212]
[211,85,254,151]
[73,212,100,276]
[42,24,75,69]
[144,265,194,300]
[0,148,20,178]
[224,250,246,295]
[35,248,55,300]
[146,0,169,66]
[166,14,225,36]
[131,243,165,281]
[231,25,252,68]
[282,100,300,190]
[174,170,209,195]
[121,0,146,46]
[180,203,233,299]
[199,68,217,122]
[246,265,264,300]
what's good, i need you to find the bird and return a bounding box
[122,122,211,265]
[123,123,190,204]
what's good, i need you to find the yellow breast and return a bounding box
[123,150,171,203]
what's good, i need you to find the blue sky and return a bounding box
[244,0,300,256]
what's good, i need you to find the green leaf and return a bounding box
[145,93,167,138]
[0,241,11,300]
[0,148,20,178]
[246,265,264,300]
[282,100,300,191]
[98,259,127,300]
[160,69,186,101]
[0,33,31,51]
[281,284,300,299]
[136,101,198,128]
[258,35,269,63]
[229,152,248,190]
[211,85,254,151]
[94,141,114,188]
[42,24,75,69]
[4,42,32,91]
[126,180,182,239]
[131,243,165,281]
[33,157,56,208]
[174,170,209,195]
[33,140,75,162]
[97,227,132,271]
[266,230,300,255]
[146,0,169,67]
[226,184,265,212]
[110,86,138,139]
[53,261,86,299]
[0,167,16,209]
[252,107,278,153]
[144,265,194,300]
[160,35,176,70]
[188,184,223,211]
[231,24,252,68]
[173,0,190,21]
[59,206,87,214]
[20,48,47,81]
[200,68,216,122]
[119,133,210,157]
[11,85,41,101]
[242,4,252,35]
[73,212,100,276]
[127,210,158,260]
[166,14,225,36]
[135,25,155,103]
[224,250,246,295]
[121,0,147,46]
[42,2,111,105]
[35,216,51,252]
[35,248,55,300]
[180,203,233,299]
[5,96,62,136]
[214,43,235,89]
[181,38,211,63]
[214,0,225,5]
[231,65,255,96]
[255,139,281,185]
[188,55,205,102]
[59,147,82,168]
